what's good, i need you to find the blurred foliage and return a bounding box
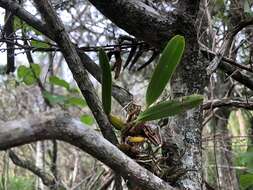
[0,176,34,190]
[16,63,93,126]
[17,64,41,85]
[237,147,253,189]
[14,16,42,35]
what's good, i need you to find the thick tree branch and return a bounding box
[0,112,176,190]
[87,0,193,49]
[32,3,126,188]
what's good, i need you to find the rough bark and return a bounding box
[87,0,177,48]
[87,0,196,50]
[165,22,207,190]
[0,112,176,190]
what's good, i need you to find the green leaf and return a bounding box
[146,35,185,107]
[80,115,94,125]
[99,48,112,115]
[17,65,29,79]
[30,64,41,78]
[17,64,41,86]
[17,65,36,85]
[137,95,203,122]
[23,74,36,85]
[42,91,67,105]
[31,40,50,48]
[49,76,70,90]
[66,97,86,107]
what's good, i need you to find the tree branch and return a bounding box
[203,98,253,110]
[201,48,253,90]
[219,61,253,91]
[87,0,193,49]
[9,150,63,189]
[206,18,253,74]
[0,112,176,190]
[201,48,253,73]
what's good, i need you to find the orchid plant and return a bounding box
[99,35,203,147]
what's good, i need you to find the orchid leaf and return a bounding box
[99,48,112,115]
[146,35,185,107]
[138,95,203,122]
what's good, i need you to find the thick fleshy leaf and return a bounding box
[99,48,112,115]
[146,35,185,107]
[137,95,203,122]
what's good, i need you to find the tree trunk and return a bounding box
[161,2,208,189]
